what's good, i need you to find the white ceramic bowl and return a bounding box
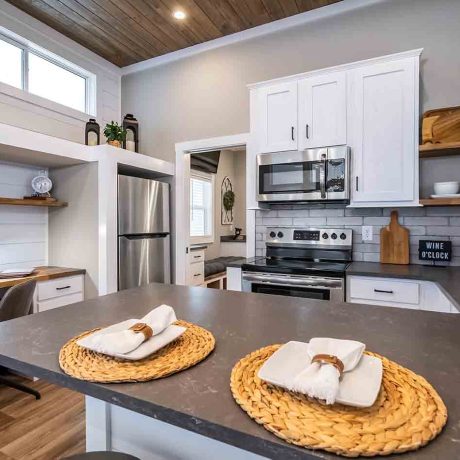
[434,181,459,195]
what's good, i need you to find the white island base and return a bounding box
[86,396,267,459]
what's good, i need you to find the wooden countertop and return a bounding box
[0,266,86,289]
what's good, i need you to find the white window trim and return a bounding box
[0,28,96,121]
[190,170,215,245]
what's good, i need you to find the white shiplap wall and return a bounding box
[0,161,47,269]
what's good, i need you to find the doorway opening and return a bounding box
[174,133,252,286]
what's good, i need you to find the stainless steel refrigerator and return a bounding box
[118,175,171,291]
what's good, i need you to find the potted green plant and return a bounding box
[103,121,127,148]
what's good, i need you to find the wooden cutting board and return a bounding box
[380,211,409,265]
[422,106,460,144]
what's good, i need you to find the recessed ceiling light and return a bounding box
[173,10,186,20]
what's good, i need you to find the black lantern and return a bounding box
[122,114,139,152]
[85,118,100,146]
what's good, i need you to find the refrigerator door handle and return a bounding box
[121,233,169,240]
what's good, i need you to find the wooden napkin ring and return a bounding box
[129,322,153,340]
[311,354,344,376]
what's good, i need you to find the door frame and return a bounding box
[174,133,251,285]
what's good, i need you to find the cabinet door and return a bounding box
[348,58,417,204]
[256,82,297,153]
[298,72,346,149]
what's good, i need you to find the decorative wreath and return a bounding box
[223,190,235,211]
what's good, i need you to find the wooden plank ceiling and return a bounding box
[5,0,342,67]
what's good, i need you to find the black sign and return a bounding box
[418,240,452,262]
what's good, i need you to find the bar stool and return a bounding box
[64,452,140,459]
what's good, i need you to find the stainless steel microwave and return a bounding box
[257,146,350,203]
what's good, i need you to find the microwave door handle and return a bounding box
[320,153,327,199]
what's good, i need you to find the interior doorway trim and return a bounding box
[175,133,250,285]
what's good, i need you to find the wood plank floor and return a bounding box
[0,376,85,459]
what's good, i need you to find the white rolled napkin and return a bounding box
[286,338,365,405]
[77,304,177,355]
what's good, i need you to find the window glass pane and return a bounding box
[190,176,213,238]
[0,38,23,88]
[28,53,86,112]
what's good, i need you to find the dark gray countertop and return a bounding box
[347,262,460,308]
[220,235,247,243]
[0,284,459,459]
[226,257,261,267]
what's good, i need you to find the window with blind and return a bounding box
[190,172,214,243]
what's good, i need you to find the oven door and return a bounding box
[241,272,344,302]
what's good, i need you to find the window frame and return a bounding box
[0,30,96,118]
[190,170,215,245]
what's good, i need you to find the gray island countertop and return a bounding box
[0,283,459,459]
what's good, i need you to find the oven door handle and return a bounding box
[241,273,343,289]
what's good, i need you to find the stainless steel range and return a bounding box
[242,227,352,302]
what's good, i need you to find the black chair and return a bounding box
[0,279,40,400]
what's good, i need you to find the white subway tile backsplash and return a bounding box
[327,217,362,226]
[363,217,390,225]
[262,217,292,226]
[293,217,327,226]
[277,209,307,217]
[426,226,460,236]
[256,205,460,266]
[404,217,449,226]
[310,208,344,217]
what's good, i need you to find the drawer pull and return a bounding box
[193,274,201,277]
[56,285,71,291]
[193,255,201,259]
[374,289,394,294]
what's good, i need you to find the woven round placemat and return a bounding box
[59,320,215,383]
[230,345,447,457]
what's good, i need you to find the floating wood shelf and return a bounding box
[420,198,460,206]
[419,142,460,158]
[0,197,68,207]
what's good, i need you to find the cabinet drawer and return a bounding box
[37,292,83,312]
[187,263,204,286]
[188,250,205,264]
[349,276,420,305]
[37,275,84,301]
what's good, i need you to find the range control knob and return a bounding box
[269,231,276,238]
[340,233,347,240]
[331,233,337,240]
[322,233,329,239]
[277,231,284,238]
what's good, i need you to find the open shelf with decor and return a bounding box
[419,142,460,158]
[0,197,68,207]
[420,198,460,207]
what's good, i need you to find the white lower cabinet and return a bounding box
[226,266,242,291]
[187,249,205,286]
[34,275,84,312]
[347,275,458,313]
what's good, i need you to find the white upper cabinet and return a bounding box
[255,81,297,153]
[298,72,346,149]
[348,57,418,206]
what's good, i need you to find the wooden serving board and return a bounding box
[380,211,409,265]
[422,106,460,144]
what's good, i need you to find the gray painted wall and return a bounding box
[122,0,460,168]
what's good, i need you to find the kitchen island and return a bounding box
[0,283,459,459]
